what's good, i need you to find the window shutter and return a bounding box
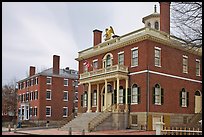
[186,92,189,107]
[91,93,92,107]
[161,88,164,105]
[123,89,126,104]
[81,94,83,107]
[179,91,182,107]
[114,89,117,104]
[86,93,88,107]
[152,87,155,104]
[128,88,131,104]
[138,87,140,104]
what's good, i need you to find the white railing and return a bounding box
[80,65,128,80]
[161,127,202,135]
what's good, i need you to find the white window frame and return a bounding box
[92,92,97,107]
[154,85,161,105]
[118,51,124,65]
[119,88,123,104]
[196,59,200,76]
[46,77,52,85]
[63,91,68,101]
[63,107,68,117]
[155,47,161,67]
[46,106,51,117]
[64,78,68,86]
[131,85,139,104]
[131,47,138,67]
[23,93,25,102]
[181,91,187,107]
[183,55,188,73]
[35,77,38,85]
[35,90,38,100]
[83,93,87,107]
[93,59,98,70]
[30,107,32,117]
[46,90,51,100]
[34,106,37,116]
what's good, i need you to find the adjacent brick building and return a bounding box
[76,2,202,130]
[17,55,78,123]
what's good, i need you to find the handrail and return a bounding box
[88,104,116,132]
[58,113,75,128]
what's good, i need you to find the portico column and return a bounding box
[125,78,129,112]
[117,77,120,111]
[96,83,99,112]
[87,83,92,112]
[104,79,108,110]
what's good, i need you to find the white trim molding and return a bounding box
[129,70,202,83]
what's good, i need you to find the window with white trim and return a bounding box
[118,52,124,65]
[183,55,188,73]
[46,77,52,85]
[119,87,124,104]
[83,92,87,107]
[63,107,68,117]
[180,88,189,107]
[155,47,161,67]
[34,107,37,116]
[153,84,164,105]
[63,91,68,101]
[46,90,51,100]
[131,48,138,67]
[196,59,200,76]
[93,60,98,70]
[92,91,97,107]
[46,106,51,117]
[132,84,140,104]
[64,79,68,86]
[106,55,111,67]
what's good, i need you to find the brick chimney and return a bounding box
[160,2,170,34]
[93,29,102,46]
[29,66,35,77]
[53,55,60,75]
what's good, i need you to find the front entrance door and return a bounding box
[101,84,113,111]
[152,116,163,130]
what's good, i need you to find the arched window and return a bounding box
[103,53,113,68]
[147,22,151,28]
[180,88,189,107]
[153,84,164,105]
[155,21,159,30]
[132,84,140,104]
[106,55,111,67]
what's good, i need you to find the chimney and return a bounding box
[93,29,102,46]
[160,2,170,34]
[53,55,60,75]
[29,66,35,77]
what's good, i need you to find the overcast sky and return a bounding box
[2,2,159,86]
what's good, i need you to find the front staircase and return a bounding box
[60,112,105,132]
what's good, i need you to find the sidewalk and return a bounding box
[8,128,156,135]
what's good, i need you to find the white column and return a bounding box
[96,83,99,112]
[125,78,129,112]
[87,83,92,112]
[117,77,120,111]
[104,79,108,110]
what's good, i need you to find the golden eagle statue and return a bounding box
[104,26,115,41]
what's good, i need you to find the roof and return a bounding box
[142,12,160,23]
[18,68,78,83]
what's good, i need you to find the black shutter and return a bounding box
[161,88,164,105]
[153,87,155,104]
[123,89,126,104]
[81,94,83,107]
[91,93,92,107]
[128,88,131,104]
[138,87,140,104]
[186,92,189,107]
[114,90,117,104]
[86,93,88,107]
[179,91,182,107]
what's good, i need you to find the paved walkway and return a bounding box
[2,127,156,135]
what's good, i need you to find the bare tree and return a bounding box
[2,79,18,124]
[170,2,202,48]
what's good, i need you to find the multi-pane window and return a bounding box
[46,90,51,100]
[34,107,37,116]
[131,48,138,67]
[153,84,164,105]
[118,52,124,65]
[131,115,138,125]
[183,55,188,73]
[35,91,38,100]
[46,77,52,85]
[132,84,140,104]
[64,79,68,86]
[63,91,68,101]
[196,59,200,76]
[29,107,33,117]
[106,55,111,67]
[93,60,98,70]
[46,106,51,117]
[83,93,87,107]
[180,88,189,107]
[155,47,161,67]
[26,92,29,101]
[35,77,38,85]
[92,91,97,106]
[119,87,124,104]
[63,107,68,117]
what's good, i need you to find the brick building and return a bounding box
[17,55,78,123]
[75,2,202,130]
